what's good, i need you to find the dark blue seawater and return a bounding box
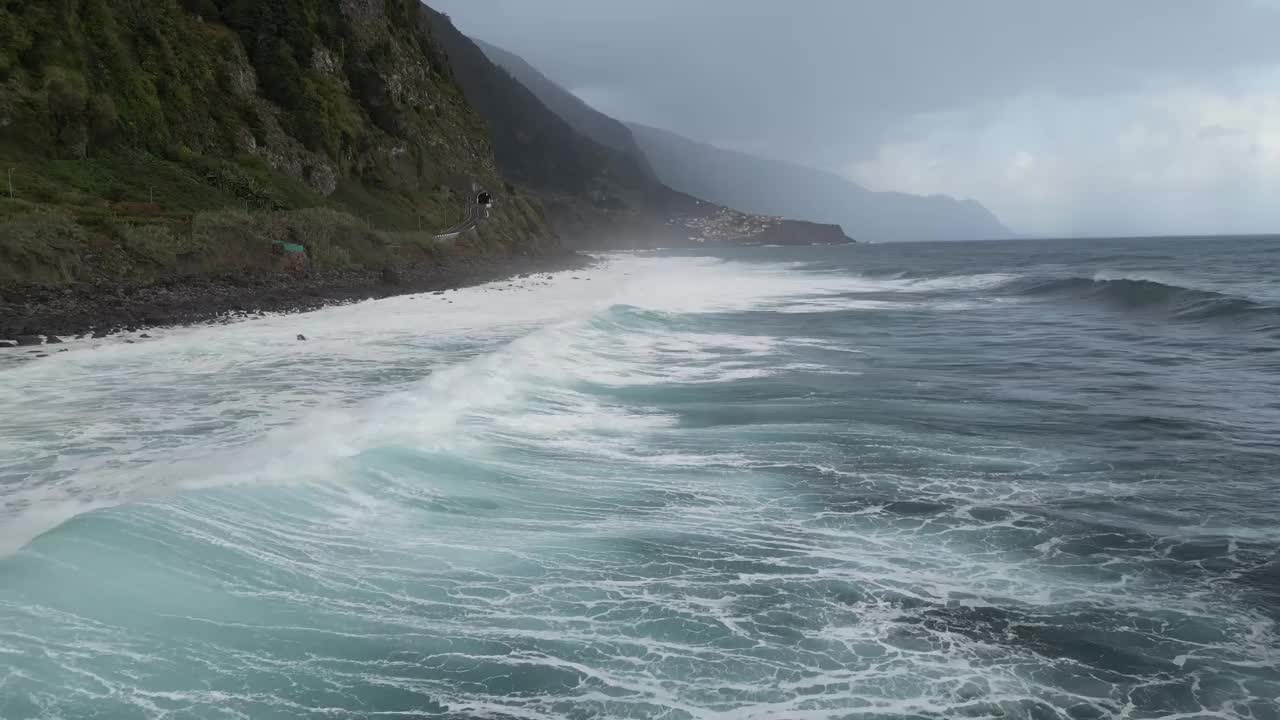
[2,236,1278,718]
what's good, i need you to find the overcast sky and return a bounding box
[431,0,1280,237]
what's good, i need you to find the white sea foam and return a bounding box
[0,255,874,552]
[4,250,1275,719]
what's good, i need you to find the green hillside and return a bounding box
[0,0,555,287]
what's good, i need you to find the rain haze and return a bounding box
[434,0,1280,238]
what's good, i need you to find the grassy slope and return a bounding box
[0,0,554,288]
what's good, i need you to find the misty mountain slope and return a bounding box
[472,38,655,178]
[468,34,1007,242]
[629,124,1012,242]
[422,9,663,209]
[420,9,651,199]
[423,10,850,248]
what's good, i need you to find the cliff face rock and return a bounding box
[339,0,388,39]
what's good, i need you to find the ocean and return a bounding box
[1,236,1278,719]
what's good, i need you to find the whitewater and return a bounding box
[2,236,1278,719]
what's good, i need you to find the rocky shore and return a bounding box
[0,251,592,346]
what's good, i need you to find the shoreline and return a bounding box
[1,251,593,346]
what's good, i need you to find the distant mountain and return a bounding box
[422,8,650,201]
[471,38,655,179]
[628,124,1012,243]
[470,39,1008,242]
[426,13,852,248]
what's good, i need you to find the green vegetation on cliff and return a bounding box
[0,0,554,288]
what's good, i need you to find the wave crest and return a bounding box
[1003,274,1275,324]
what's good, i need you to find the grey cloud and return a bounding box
[432,0,1280,165]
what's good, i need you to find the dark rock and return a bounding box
[46,335,63,344]
[139,334,152,339]
[58,349,69,353]
[36,353,49,358]
[0,340,15,349]
[92,330,109,339]
[16,335,43,346]
[296,334,307,341]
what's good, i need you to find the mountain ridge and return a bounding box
[470,37,656,180]
[467,36,1010,243]
[627,122,1013,243]
[424,10,852,249]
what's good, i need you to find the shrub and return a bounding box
[116,222,181,265]
[0,210,87,284]
[192,207,252,231]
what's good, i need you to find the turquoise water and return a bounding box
[2,237,1278,718]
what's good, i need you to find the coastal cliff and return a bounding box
[1,0,850,341]
[0,0,564,337]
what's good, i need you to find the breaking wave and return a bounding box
[2,240,1279,719]
[992,273,1279,327]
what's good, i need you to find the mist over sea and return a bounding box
[2,236,1278,719]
